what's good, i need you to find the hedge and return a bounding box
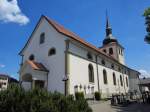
[75,92,84,100]
[94,92,101,101]
[0,84,92,112]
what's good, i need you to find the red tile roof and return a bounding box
[43,15,118,62]
[19,15,139,73]
[27,60,49,72]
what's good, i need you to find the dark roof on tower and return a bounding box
[103,14,118,45]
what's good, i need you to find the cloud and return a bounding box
[0,0,29,25]
[0,64,5,68]
[139,69,150,78]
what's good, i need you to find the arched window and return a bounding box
[103,69,108,84]
[87,52,93,60]
[48,48,56,56]
[101,59,105,65]
[29,54,34,61]
[88,64,94,83]
[113,73,116,85]
[120,75,123,86]
[126,77,128,87]
[40,32,45,44]
[109,48,113,55]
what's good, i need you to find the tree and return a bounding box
[143,8,150,44]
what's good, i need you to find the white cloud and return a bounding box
[139,69,150,78]
[0,0,29,25]
[0,64,5,68]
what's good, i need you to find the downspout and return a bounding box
[96,55,100,92]
[123,74,126,94]
[65,40,70,95]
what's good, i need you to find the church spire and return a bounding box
[103,11,118,45]
[106,11,112,37]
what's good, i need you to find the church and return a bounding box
[19,15,140,98]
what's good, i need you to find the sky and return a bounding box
[0,0,150,79]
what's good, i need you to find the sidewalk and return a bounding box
[89,101,150,112]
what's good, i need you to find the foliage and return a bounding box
[0,84,92,112]
[75,92,84,100]
[143,8,150,44]
[94,92,101,101]
[143,8,150,17]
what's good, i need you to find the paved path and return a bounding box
[89,101,150,112]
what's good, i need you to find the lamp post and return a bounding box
[62,75,69,96]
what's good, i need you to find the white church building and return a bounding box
[19,15,140,98]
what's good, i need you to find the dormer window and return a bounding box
[29,54,34,61]
[87,52,93,60]
[40,32,45,44]
[48,48,56,56]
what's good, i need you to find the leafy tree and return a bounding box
[143,8,150,44]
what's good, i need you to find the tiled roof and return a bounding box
[27,60,49,72]
[43,15,118,62]
[19,15,139,73]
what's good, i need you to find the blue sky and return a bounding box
[0,0,150,79]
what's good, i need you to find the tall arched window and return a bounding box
[40,32,45,44]
[29,54,34,61]
[103,69,108,84]
[126,77,128,87]
[109,48,113,55]
[48,48,56,56]
[120,75,123,86]
[113,73,116,85]
[88,64,94,83]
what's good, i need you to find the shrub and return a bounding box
[75,92,84,100]
[94,92,101,101]
[0,84,92,112]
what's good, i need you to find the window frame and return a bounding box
[113,72,116,85]
[48,48,56,56]
[103,69,108,84]
[120,75,123,86]
[40,32,45,44]
[109,47,113,55]
[88,64,94,83]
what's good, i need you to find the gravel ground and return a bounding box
[89,101,150,112]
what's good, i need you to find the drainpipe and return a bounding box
[96,55,100,92]
[123,75,126,94]
[65,40,70,96]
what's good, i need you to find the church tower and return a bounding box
[100,14,125,65]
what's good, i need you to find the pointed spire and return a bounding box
[103,11,118,45]
[106,11,112,37]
